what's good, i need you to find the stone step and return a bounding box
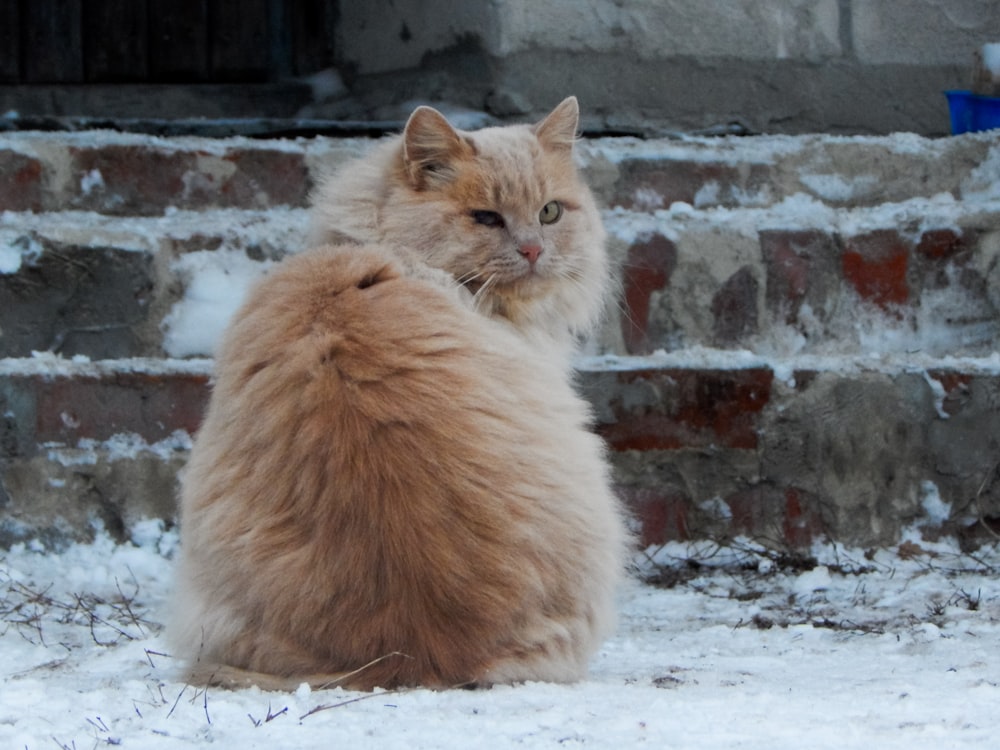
[3,129,1000,552]
[2,355,998,551]
[2,130,998,215]
[603,197,1000,358]
[3,196,999,360]
[0,208,307,359]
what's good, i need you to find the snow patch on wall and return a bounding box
[161,250,273,358]
[0,230,42,274]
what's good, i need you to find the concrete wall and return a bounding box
[333,0,1000,135]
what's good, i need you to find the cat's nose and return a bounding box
[518,243,543,265]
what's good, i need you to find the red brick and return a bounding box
[724,485,825,547]
[33,372,209,445]
[721,487,768,532]
[711,266,758,345]
[619,487,691,546]
[620,233,677,354]
[219,148,310,208]
[598,368,772,451]
[67,144,310,214]
[69,144,195,215]
[842,229,909,309]
[781,487,825,548]
[916,228,971,261]
[760,229,838,323]
[914,228,981,295]
[613,159,771,210]
[0,149,44,211]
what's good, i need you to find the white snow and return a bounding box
[0,229,43,274]
[0,353,213,378]
[80,168,105,195]
[576,347,1000,377]
[961,142,1000,201]
[2,527,998,749]
[44,431,193,468]
[919,481,952,526]
[161,250,275,358]
[798,172,877,202]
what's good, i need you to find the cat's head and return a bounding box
[380,97,608,347]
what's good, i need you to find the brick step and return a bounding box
[2,129,997,215]
[3,130,999,552]
[0,208,307,359]
[580,131,999,212]
[0,131,363,215]
[4,195,999,360]
[604,197,1000,358]
[2,354,998,551]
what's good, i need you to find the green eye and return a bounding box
[539,200,562,225]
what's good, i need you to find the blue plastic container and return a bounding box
[945,90,1000,134]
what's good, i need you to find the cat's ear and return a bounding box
[402,106,474,190]
[533,96,579,152]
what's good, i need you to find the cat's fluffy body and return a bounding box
[169,98,628,691]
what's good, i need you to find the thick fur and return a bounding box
[168,99,628,691]
[308,96,608,362]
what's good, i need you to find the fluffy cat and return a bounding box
[168,97,628,691]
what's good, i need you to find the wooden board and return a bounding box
[2,0,335,85]
[0,1,18,83]
[21,0,84,83]
[288,0,337,76]
[209,0,270,81]
[84,0,149,82]
[148,0,210,82]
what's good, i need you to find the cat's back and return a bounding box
[173,243,625,689]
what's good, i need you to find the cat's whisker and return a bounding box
[471,273,500,313]
[455,269,485,286]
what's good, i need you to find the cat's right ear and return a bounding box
[533,96,580,152]
[402,107,474,190]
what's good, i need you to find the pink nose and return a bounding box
[519,243,542,265]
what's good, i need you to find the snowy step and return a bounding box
[0,130,365,215]
[2,129,997,215]
[3,129,1000,551]
[2,354,999,552]
[3,129,999,359]
[0,208,307,359]
[602,196,1000,358]
[3,196,1000,360]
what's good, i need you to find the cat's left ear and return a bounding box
[403,106,474,190]
[533,96,579,151]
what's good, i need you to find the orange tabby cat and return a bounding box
[168,98,628,691]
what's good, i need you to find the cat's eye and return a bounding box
[539,201,562,225]
[471,210,505,228]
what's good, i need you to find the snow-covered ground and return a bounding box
[2,524,998,749]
